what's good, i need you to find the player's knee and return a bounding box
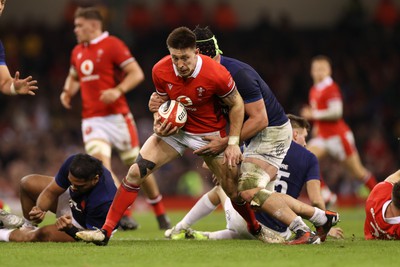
[120,147,140,166]
[20,174,37,193]
[134,154,156,179]
[85,140,111,158]
[250,189,273,209]
[238,162,271,192]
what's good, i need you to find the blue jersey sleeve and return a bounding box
[54,155,76,189]
[0,41,6,65]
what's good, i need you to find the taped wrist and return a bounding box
[10,82,17,95]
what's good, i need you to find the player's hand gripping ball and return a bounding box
[158,100,187,128]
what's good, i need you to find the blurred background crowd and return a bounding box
[0,0,399,206]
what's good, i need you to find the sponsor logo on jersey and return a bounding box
[80,59,100,82]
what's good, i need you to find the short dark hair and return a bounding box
[74,6,103,23]
[193,26,218,58]
[392,181,400,209]
[166,27,196,50]
[287,114,310,132]
[69,153,103,181]
[311,55,332,66]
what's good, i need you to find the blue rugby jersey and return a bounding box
[55,154,117,230]
[220,56,288,129]
[255,141,320,233]
[0,41,6,65]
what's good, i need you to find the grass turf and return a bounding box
[0,207,397,267]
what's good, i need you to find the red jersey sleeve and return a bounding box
[213,63,236,97]
[108,36,135,68]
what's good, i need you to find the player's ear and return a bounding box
[195,48,200,55]
[292,130,298,142]
[92,174,99,185]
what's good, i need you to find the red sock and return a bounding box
[364,173,378,191]
[231,201,260,235]
[102,180,140,237]
[146,195,165,216]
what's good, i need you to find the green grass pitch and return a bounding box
[0,207,397,267]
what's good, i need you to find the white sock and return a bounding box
[289,216,310,232]
[309,208,328,226]
[0,228,14,242]
[176,194,217,231]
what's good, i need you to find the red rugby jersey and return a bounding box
[364,181,400,240]
[152,54,235,134]
[71,32,135,118]
[309,77,350,137]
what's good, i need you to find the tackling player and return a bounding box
[60,6,170,230]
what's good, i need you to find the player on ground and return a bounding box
[165,114,343,241]
[60,6,170,230]
[364,169,400,240]
[0,154,117,242]
[300,55,377,195]
[75,26,246,246]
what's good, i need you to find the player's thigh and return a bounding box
[136,134,181,174]
[204,156,239,199]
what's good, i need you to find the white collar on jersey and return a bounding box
[173,55,202,78]
[89,31,109,45]
[315,76,333,90]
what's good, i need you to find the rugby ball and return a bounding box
[158,100,187,128]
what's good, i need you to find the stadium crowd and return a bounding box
[0,0,399,203]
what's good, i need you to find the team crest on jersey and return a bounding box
[167,83,173,90]
[81,59,94,75]
[176,96,193,107]
[97,49,104,62]
[196,87,206,97]
[77,52,82,60]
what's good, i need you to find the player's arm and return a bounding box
[311,99,342,121]
[385,170,400,184]
[60,67,80,109]
[241,99,268,141]
[100,60,145,104]
[221,87,244,167]
[117,60,145,94]
[29,180,66,224]
[305,179,325,210]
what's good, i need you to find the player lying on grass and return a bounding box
[165,114,342,242]
[364,169,400,240]
[0,153,118,242]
